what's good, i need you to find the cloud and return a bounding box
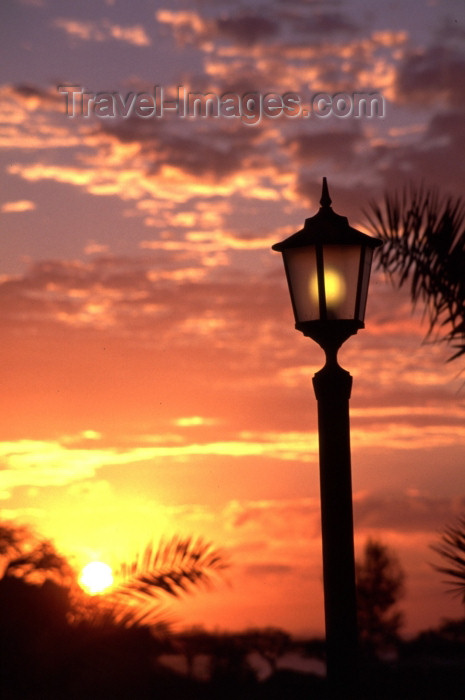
[6,107,282,219]
[174,416,219,427]
[358,41,465,194]
[278,9,358,36]
[8,163,128,196]
[364,106,465,197]
[395,44,465,107]
[0,253,460,438]
[156,2,405,102]
[0,255,285,335]
[243,563,295,577]
[157,10,280,48]
[0,439,109,492]
[226,497,319,531]
[0,84,81,151]
[1,200,35,213]
[157,6,357,51]
[98,114,265,180]
[214,15,279,45]
[6,416,461,503]
[53,18,151,47]
[286,129,362,165]
[225,490,465,549]
[0,432,318,499]
[156,10,207,47]
[3,6,459,240]
[156,9,281,49]
[354,491,465,534]
[7,83,63,110]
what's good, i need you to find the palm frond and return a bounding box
[70,589,173,633]
[431,516,465,601]
[109,535,229,627]
[365,183,465,361]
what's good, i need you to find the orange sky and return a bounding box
[1,0,465,637]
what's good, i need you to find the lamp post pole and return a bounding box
[313,344,358,698]
[272,179,382,699]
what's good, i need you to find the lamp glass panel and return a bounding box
[355,247,374,322]
[321,245,361,319]
[283,246,319,322]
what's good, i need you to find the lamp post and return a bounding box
[272,178,382,698]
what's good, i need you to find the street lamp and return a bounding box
[272,178,382,698]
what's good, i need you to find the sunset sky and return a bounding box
[1,0,465,637]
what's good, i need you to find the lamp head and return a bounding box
[272,178,382,350]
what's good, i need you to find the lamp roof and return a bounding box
[272,177,382,251]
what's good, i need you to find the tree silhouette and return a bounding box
[1,523,229,697]
[365,184,465,361]
[0,523,228,631]
[431,514,465,602]
[0,522,74,585]
[356,539,405,655]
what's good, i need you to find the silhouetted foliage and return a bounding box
[365,184,465,361]
[431,514,465,602]
[356,539,405,655]
[4,521,465,698]
[0,522,75,586]
[0,576,71,692]
[0,523,229,697]
[404,617,465,659]
[111,535,228,627]
[240,627,292,674]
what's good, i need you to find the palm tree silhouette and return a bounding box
[110,535,228,627]
[1,523,229,696]
[431,515,465,603]
[365,184,465,362]
[0,523,228,630]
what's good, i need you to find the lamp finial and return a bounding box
[320,177,332,208]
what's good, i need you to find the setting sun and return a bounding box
[79,561,114,595]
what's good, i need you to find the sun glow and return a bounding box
[79,561,114,595]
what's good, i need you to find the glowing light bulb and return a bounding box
[310,267,346,310]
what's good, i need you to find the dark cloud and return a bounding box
[7,83,64,108]
[230,499,320,534]
[244,563,295,577]
[100,116,265,180]
[414,110,465,190]
[286,129,362,164]
[215,15,279,45]
[373,107,465,197]
[146,129,263,179]
[396,45,465,106]
[0,255,290,359]
[15,83,55,100]
[95,115,166,145]
[162,4,357,51]
[279,10,358,36]
[158,10,279,48]
[427,109,465,146]
[355,492,465,534]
